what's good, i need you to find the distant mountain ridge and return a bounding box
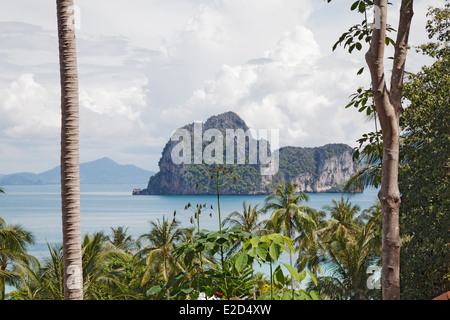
[0,158,154,185]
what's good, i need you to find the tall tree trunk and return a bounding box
[165,255,170,300]
[365,0,413,300]
[287,214,295,292]
[0,263,6,300]
[56,0,83,300]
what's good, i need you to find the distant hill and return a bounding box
[135,111,361,195]
[0,172,43,185]
[0,158,154,185]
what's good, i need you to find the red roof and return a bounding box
[433,291,450,300]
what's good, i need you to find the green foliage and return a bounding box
[346,87,376,117]
[242,233,319,300]
[146,178,322,301]
[399,2,450,299]
[147,226,255,300]
[222,201,266,235]
[258,289,322,301]
[263,181,315,238]
[330,0,396,56]
[81,232,128,300]
[340,2,449,299]
[308,199,382,300]
[6,231,129,300]
[136,217,183,300]
[5,195,385,301]
[186,163,261,194]
[277,147,316,181]
[276,144,352,183]
[0,217,35,300]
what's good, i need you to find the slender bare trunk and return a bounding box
[0,263,6,300]
[56,0,83,300]
[365,0,413,300]
[287,213,294,291]
[165,256,170,300]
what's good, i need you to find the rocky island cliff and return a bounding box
[133,112,361,195]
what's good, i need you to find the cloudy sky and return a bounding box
[0,0,445,174]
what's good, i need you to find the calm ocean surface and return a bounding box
[1,184,379,292]
[0,184,379,260]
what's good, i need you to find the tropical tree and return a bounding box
[56,0,83,300]
[222,201,267,299]
[340,2,449,299]
[295,209,327,277]
[10,233,127,300]
[399,2,450,299]
[320,197,363,241]
[107,226,135,253]
[136,217,182,299]
[0,217,35,300]
[7,256,47,300]
[81,232,126,299]
[39,245,65,299]
[344,132,382,193]
[176,227,215,280]
[312,201,382,300]
[359,200,383,249]
[9,244,65,300]
[263,182,315,290]
[327,0,415,299]
[361,0,412,300]
[223,201,267,235]
[312,235,381,300]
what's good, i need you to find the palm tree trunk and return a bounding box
[56,0,83,300]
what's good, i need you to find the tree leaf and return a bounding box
[181,287,194,294]
[298,289,313,300]
[247,246,257,258]
[297,270,306,282]
[308,272,318,286]
[269,243,280,261]
[349,43,356,53]
[282,263,299,281]
[351,1,359,11]
[281,291,293,300]
[283,236,295,253]
[310,290,322,300]
[256,242,270,261]
[358,1,366,13]
[273,266,285,287]
[250,237,259,247]
[235,252,248,273]
[146,285,163,296]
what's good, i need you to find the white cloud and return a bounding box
[80,77,148,122]
[160,0,314,92]
[0,74,59,138]
[166,23,370,149]
[0,0,444,173]
[264,26,321,67]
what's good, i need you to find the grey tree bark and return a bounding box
[56,0,83,300]
[365,0,414,300]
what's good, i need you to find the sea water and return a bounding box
[0,184,379,294]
